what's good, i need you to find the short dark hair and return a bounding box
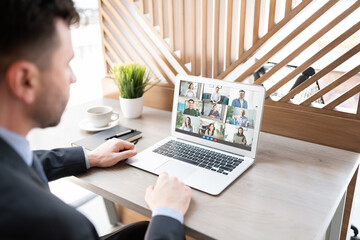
[239,90,245,93]
[188,99,194,103]
[0,0,80,78]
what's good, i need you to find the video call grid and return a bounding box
[175,80,262,151]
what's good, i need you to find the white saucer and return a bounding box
[78,118,119,132]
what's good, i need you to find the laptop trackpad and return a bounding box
[155,161,196,180]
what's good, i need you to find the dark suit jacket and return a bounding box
[0,137,185,240]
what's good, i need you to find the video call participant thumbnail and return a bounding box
[231,90,248,109]
[204,123,216,137]
[181,117,193,132]
[233,127,247,145]
[235,109,249,127]
[208,104,220,118]
[185,83,195,98]
[211,86,221,104]
[183,99,199,117]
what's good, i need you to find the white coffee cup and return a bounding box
[87,106,119,128]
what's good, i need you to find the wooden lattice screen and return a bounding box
[99,0,360,154]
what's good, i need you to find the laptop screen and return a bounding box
[173,78,264,153]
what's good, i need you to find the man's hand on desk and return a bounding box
[87,138,137,168]
[145,172,192,215]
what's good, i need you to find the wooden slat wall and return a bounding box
[217,0,313,79]
[266,21,360,98]
[279,42,360,102]
[253,0,360,87]
[99,0,360,152]
[237,0,338,83]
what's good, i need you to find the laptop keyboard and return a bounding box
[152,140,243,175]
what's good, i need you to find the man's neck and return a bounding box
[0,98,32,137]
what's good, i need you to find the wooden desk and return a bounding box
[28,98,360,240]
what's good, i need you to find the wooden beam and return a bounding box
[158,0,164,38]
[167,0,174,50]
[191,0,196,74]
[358,93,360,118]
[285,0,292,17]
[201,0,207,76]
[139,0,144,14]
[238,0,246,56]
[98,0,108,74]
[148,0,154,25]
[235,0,339,83]
[225,0,233,68]
[268,0,276,31]
[179,0,185,61]
[340,167,359,240]
[280,42,360,102]
[262,101,360,153]
[253,0,261,45]
[300,65,360,106]
[265,21,360,98]
[323,82,360,110]
[213,0,220,77]
[254,0,360,86]
[217,0,313,79]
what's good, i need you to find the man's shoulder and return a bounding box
[0,171,98,239]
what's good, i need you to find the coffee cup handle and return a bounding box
[111,112,119,121]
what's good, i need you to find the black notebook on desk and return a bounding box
[72,126,142,151]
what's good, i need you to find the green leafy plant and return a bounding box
[110,63,158,99]
[176,111,183,128]
[226,106,234,119]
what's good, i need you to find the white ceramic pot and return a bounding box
[119,96,144,118]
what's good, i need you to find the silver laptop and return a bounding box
[127,75,265,195]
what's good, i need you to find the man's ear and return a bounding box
[5,61,40,104]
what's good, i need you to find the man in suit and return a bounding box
[0,1,191,239]
[208,104,220,118]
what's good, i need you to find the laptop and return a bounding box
[127,75,265,195]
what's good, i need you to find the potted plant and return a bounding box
[110,63,158,118]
